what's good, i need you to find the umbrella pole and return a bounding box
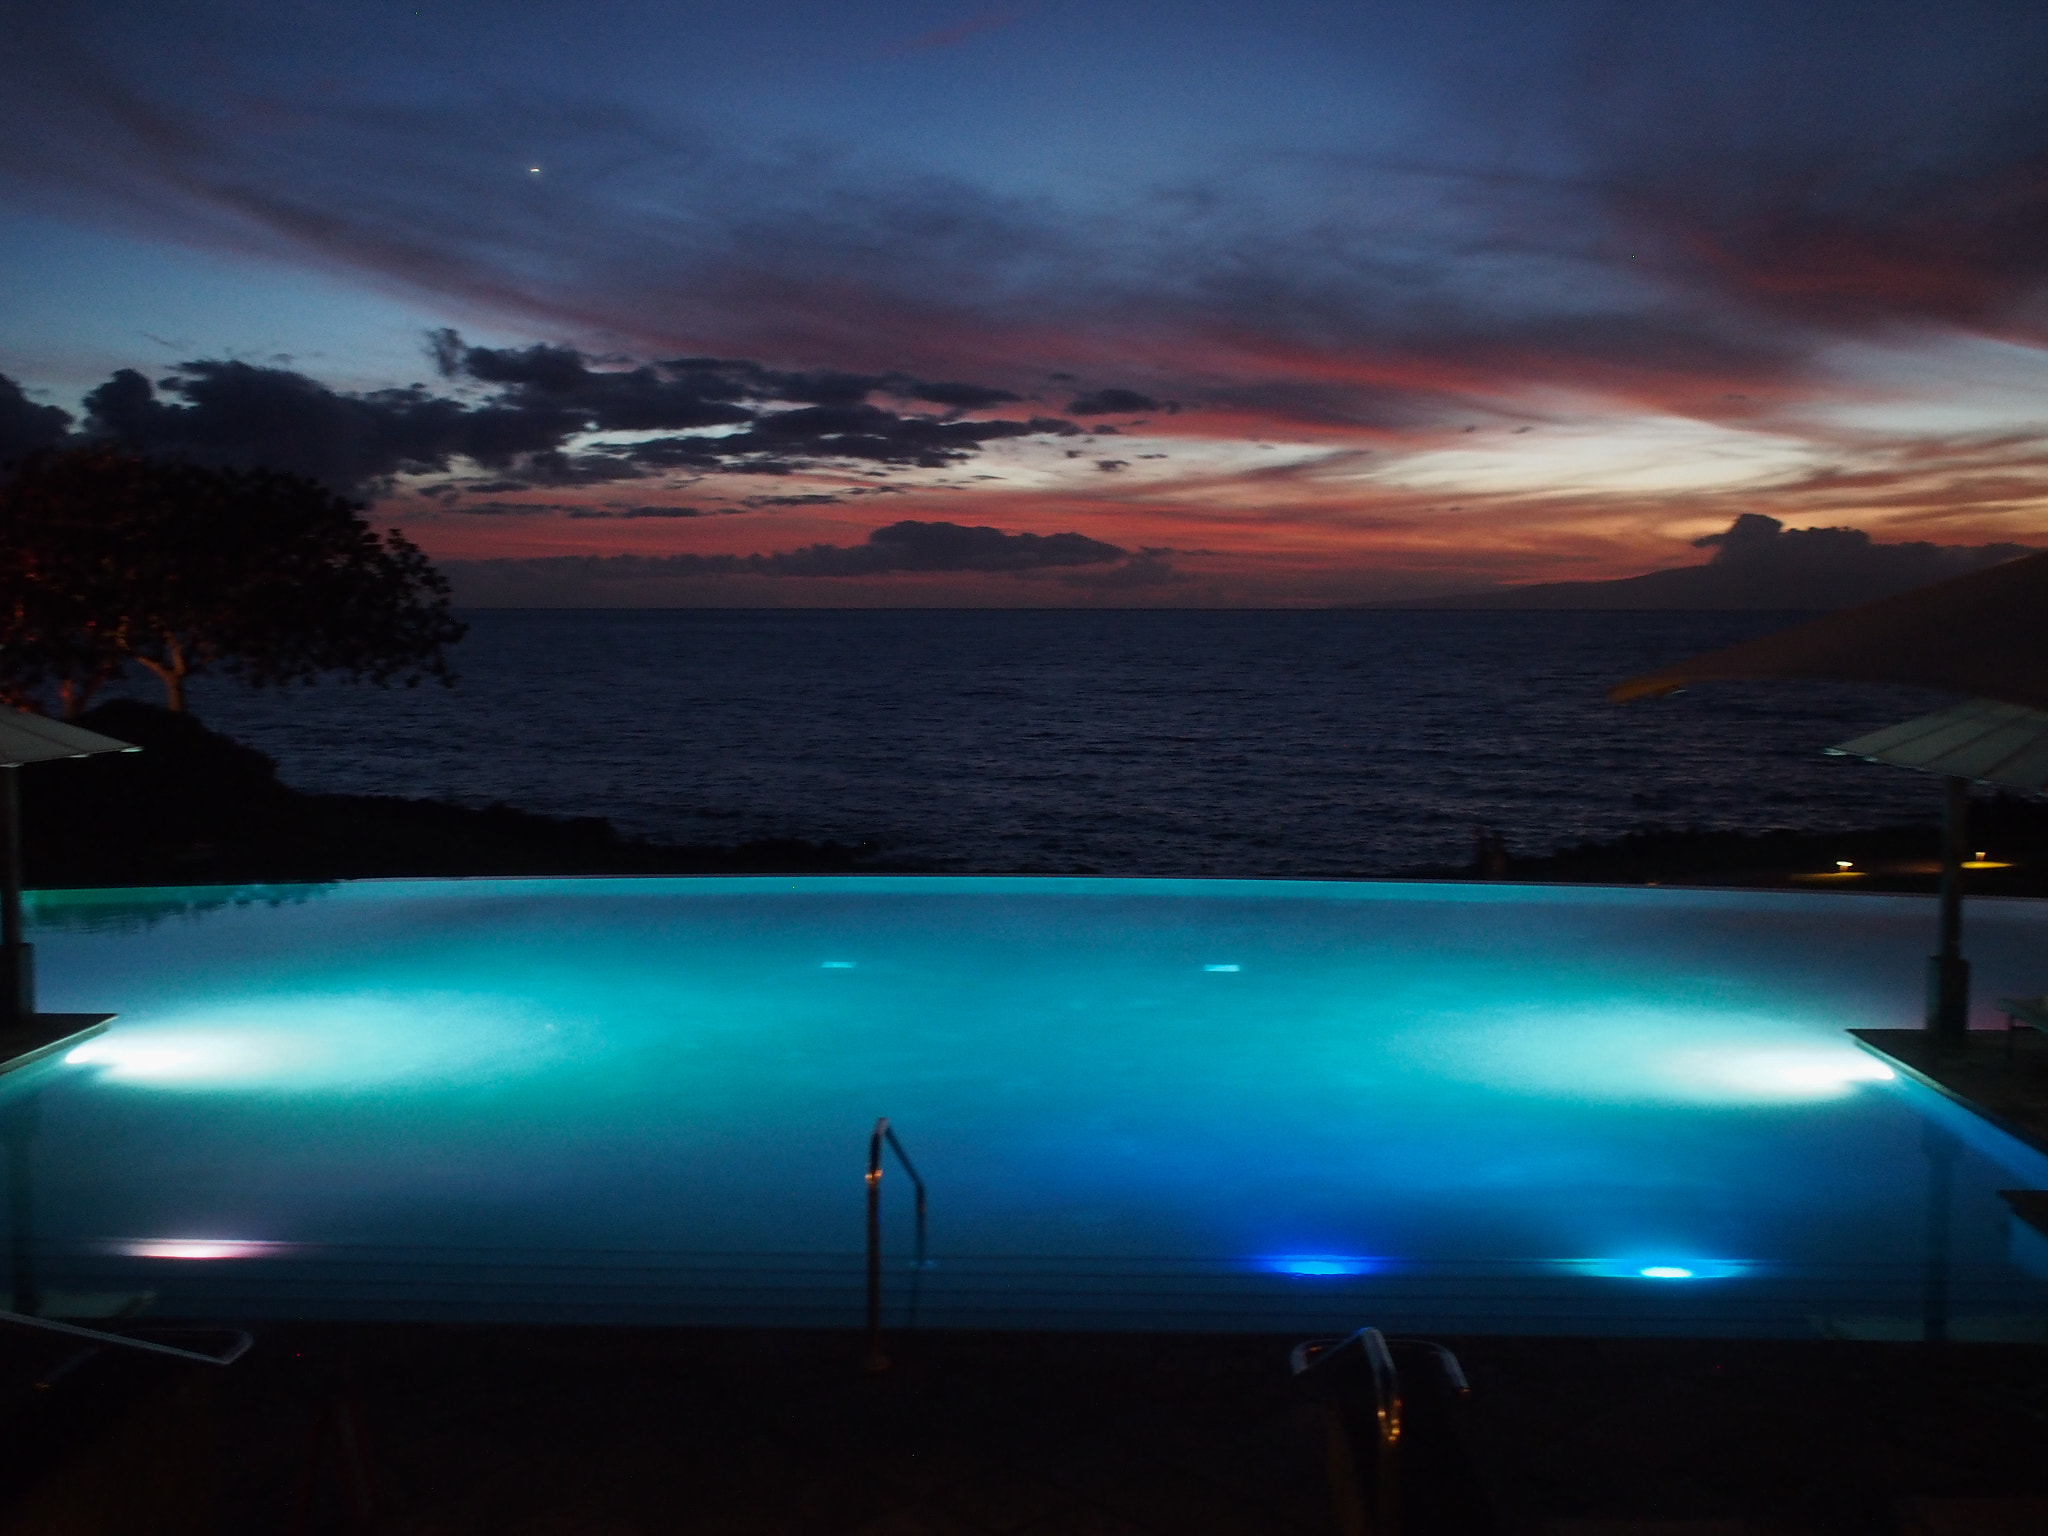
[1926,774,1970,1046]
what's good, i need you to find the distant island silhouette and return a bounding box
[1385,514,2034,610]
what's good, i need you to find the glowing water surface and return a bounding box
[12,877,2048,1336]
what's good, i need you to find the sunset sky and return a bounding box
[4,1,2047,605]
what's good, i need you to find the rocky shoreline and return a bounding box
[20,701,885,888]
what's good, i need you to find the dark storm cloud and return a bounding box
[0,336,1070,494]
[446,520,1130,583]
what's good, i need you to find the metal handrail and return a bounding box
[864,1116,927,1373]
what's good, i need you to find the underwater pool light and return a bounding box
[58,994,580,1091]
[1683,1047,1896,1100]
[1573,1256,1749,1280]
[65,1033,289,1084]
[1265,1256,1375,1277]
[820,961,857,969]
[118,1239,285,1261]
[1204,963,1241,973]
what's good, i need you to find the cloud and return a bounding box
[1692,511,2033,584]
[906,381,1023,410]
[0,337,1077,495]
[1067,388,1162,416]
[80,360,521,489]
[888,6,1030,56]
[1544,8,2048,336]
[446,519,1131,585]
[685,401,1080,470]
[0,376,72,465]
[442,500,581,517]
[1061,549,1182,589]
[564,504,707,519]
[761,519,1125,576]
[438,333,1024,421]
[435,332,756,432]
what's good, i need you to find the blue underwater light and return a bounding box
[1266,1256,1376,1277]
[1567,1257,1750,1281]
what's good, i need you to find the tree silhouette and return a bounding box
[0,448,466,718]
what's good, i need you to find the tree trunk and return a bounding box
[133,646,190,712]
[57,666,115,722]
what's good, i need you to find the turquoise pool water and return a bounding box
[11,876,2048,1337]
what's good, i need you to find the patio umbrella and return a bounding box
[1826,697,2048,793]
[0,709,138,1040]
[1609,548,2048,709]
[1609,550,2048,1045]
[1824,698,2048,1044]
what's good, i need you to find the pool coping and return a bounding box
[0,1014,112,1077]
[1850,1027,2048,1161]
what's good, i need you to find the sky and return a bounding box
[3,0,2048,606]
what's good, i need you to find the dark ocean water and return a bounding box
[153,609,1958,876]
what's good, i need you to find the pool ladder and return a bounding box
[864,1116,928,1373]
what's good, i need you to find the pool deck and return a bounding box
[1849,1027,2048,1165]
[11,1323,2046,1535]
[0,1012,111,1077]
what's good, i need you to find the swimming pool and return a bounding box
[11,877,2048,1337]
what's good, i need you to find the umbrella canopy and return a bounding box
[1827,698,2048,793]
[1604,555,2048,1045]
[0,710,139,767]
[1609,549,2048,708]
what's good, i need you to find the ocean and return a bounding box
[151,609,1957,877]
